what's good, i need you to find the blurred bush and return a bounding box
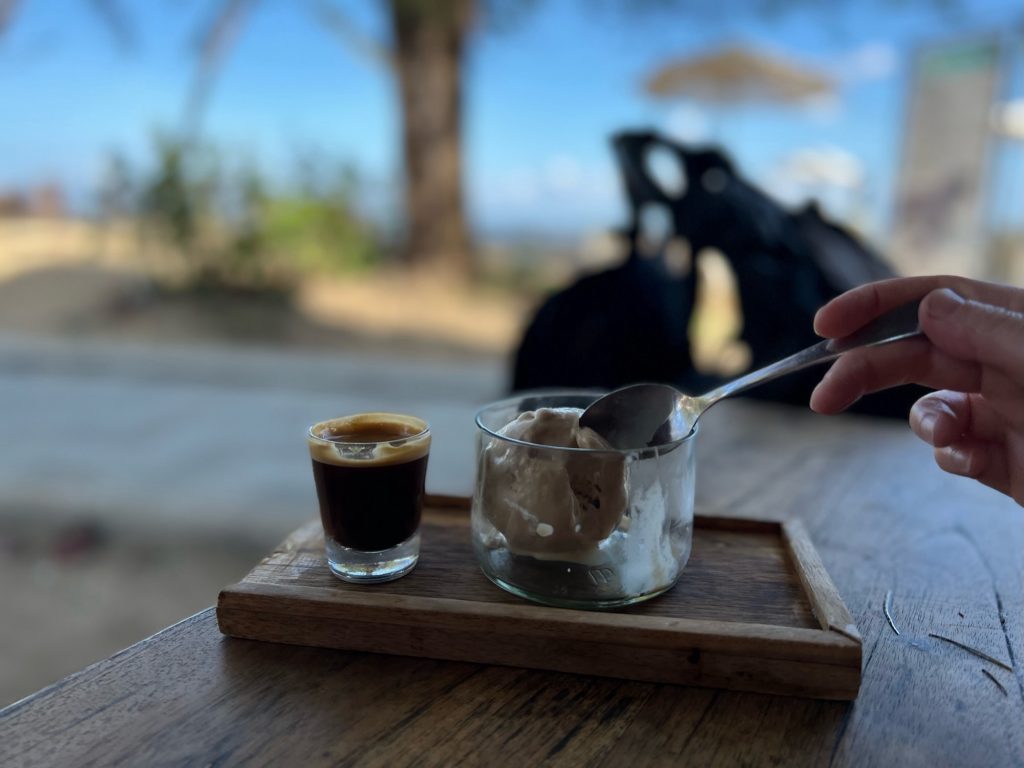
[105,132,381,297]
[261,166,380,277]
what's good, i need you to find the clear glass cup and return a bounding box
[307,413,430,583]
[472,391,696,609]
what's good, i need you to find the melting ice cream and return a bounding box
[481,407,628,559]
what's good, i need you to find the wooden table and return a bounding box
[2,402,1022,766]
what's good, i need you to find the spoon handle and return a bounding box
[695,299,923,412]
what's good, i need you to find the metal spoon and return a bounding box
[579,299,924,449]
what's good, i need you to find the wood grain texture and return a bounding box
[231,509,816,627]
[784,519,860,641]
[216,504,860,699]
[227,501,810,622]
[2,400,1022,767]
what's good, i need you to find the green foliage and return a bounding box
[261,196,379,274]
[124,132,381,295]
[260,160,380,274]
[138,133,219,263]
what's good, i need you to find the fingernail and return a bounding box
[927,288,964,319]
[918,412,937,440]
[941,445,974,476]
[808,383,821,410]
[812,310,824,337]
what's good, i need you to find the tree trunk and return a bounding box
[389,0,474,276]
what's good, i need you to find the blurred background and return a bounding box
[1,0,1022,706]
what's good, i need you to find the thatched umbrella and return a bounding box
[645,46,833,106]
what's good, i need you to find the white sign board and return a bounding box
[890,39,1001,278]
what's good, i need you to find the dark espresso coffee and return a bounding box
[309,417,429,552]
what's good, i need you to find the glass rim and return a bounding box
[474,390,697,456]
[307,412,431,446]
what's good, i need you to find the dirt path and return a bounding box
[0,258,529,360]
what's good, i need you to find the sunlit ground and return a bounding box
[0,218,745,364]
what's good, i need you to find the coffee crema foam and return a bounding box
[308,413,430,467]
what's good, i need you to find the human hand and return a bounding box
[810,275,1024,505]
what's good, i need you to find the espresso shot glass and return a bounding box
[307,413,430,583]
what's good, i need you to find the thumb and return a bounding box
[920,288,1024,380]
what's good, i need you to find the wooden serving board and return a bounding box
[217,495,862,700]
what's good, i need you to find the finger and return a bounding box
[814,276,1024,339]
[920,289,1024,382]
[933,438,1012,500]
[909,391,1006,447]
[809,337,981,414]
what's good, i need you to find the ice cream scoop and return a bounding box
[480,407,628,559]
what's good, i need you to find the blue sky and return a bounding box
[0,0,1020,243]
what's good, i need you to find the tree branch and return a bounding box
[183,0,257,138]
[0,0,20,41]
[88,0,136,52]
[306,0,394,72]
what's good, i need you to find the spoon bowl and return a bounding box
[580,299,923,449]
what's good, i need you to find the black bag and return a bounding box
[512,130,925,418]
